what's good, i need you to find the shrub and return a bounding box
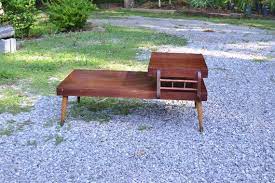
[93,0,123,3]
[268,0,275,12]
[188,0,214,8]
[0,0,37,38]
[236,0,253,10]
[213,0,226,8]
[46,0,96,32]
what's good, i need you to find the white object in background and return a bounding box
[0,38,16,53]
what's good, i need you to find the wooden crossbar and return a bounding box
[160,79,198,83]
[160,87,197,91]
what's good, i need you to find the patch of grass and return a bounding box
[0,88,33,114]
[29,11,58,38]
[91,9,275,31]
[7,119,17,124]
[210,67,228,71]
[252,58,269,63]
[16,120,32,132]
[44,134,54,142]
[43,119,57,128]
[0,70,19,84]
[64,122,72,131]
[0,119,32,137]
[26,139,38,147]
[0,125,14,137]
[138,124,153,131]
[0,21,186,115]
[70,105,111,123]
[0,25,186,97]
[55,135,64,145]
[70,97,144,123]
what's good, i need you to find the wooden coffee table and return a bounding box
[57,52,208,132]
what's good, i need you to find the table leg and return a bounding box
[77,96,80,103]
[195,100,203,132]
[61,96,68,126]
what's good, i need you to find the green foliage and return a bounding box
[187,0,231,8]
[93,0,123,3]
[269,0,275,12]
[136,0,275,12]
[0,70,17,81]
[138,124,153,131]
[46,0,96,32]
[70,97,144,122]
[55,135,64,145]
[0,24,186,96]
[1,0,37,38]
[92,9,275,30]
[236,0,253,10]
[213,0,227,8]
[188,0,214,8]
[0,89,33,114]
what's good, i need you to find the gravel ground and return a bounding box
[1,17,275,182]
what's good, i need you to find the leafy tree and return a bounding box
[0,0,37,38]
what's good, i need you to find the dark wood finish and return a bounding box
[156,70,203,101]
[197,71,202,99]
[57,70,207,101]
[148,52,208,78]
[61,96,68,126]
[160,79,198,83]
[157,70,161,99]
[160,87,197,91]
[57,52,209,132]
[195,100,203,132]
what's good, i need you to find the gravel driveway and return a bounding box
[1,16,275,182]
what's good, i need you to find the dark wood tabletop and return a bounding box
[148,52,208,78]
[57,69,207,101]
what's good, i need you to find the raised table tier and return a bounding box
[148,52,208,78]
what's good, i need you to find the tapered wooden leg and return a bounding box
[195,100,204,132]
[61,96,68,126]
[77,96,80,103]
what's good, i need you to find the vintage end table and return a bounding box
[57,52,208,132]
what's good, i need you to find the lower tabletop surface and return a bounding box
[57,70,207,101]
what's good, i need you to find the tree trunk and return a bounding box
[158,0,161,7]
[124,0,134,8]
